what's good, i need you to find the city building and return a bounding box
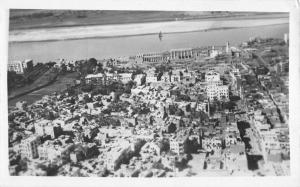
[170,137,185,155]
[205,70,222,83]
[205,70,228,101]
[206,84,229,101]
[34,120,62,139]
[8,60,33,74]
[20,135,41,159]
[85,73,106,85]
[146,73,158,83]
[134,74,145,85]
[119,73,133,84]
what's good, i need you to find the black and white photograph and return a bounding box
[1,0,300,186]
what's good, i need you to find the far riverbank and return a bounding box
[9,17,288,43]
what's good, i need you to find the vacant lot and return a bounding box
[8,72,79,107]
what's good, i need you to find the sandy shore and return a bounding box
[9,17,288,43]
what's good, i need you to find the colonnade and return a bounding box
[170,49,193,60]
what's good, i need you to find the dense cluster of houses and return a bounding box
[8,37,289,177]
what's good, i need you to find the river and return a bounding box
[8,20,288,63]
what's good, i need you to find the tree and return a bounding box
[67,87,76,96]
[61,63,67,74]
[224,101,236,111]
[88,58,97,65]
[81,84,93,92]
[167,123,177,133]
[83,94,92,103]
[185,104,191,112]
[183,138,198,154]
[169,105,177,115]
[159,139,170,152]
[125,80,135,94]
[230,95,241,102]
[141,75,146,85]
[175,109,184,116]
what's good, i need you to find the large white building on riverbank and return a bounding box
[8,60,33,74]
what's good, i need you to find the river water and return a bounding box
[8,23,288,63]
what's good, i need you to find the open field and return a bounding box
[8,68,58,99]
[8,72,80,107]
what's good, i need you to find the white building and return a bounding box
[160,73,170,83]
[146,73,158,83]
[170,138,185,155]
[210,49,222,58]
[202,136,222,152]
[8,61,25,74]
[106,73,120,83]
[170,73,181,83]
[34,120,62,139]
[206,85,229,101]
[205,70,221,83]
[20,136,41,159]
[85,73,105,84]
[105,143,131,171]
[134,74,145,85]
[119,73,133,84]
[38,140,72,163]
[205,70,228,101]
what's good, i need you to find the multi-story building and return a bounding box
[171,73,181,83]
[202,136,222,152]
[161,73,171,83]
[170,137,185,155]
[205,70,228,101]
[205,70,221,83]
[8,59,33,74]
[106,73,120,83]
[146,73,158,83]
[20,135,41,159]
[210,48,222,58]
[105,144,131,171]
[85,73,106,85]
[8,61,24,74]
[119,73,133,84]
[133,74,145,85]
[38,140,73,163]
[34,120,62,139]
[85,72,133,85]
[207,85,229,101]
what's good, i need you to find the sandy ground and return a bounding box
[9,17,288,43]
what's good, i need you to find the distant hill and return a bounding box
[9,9,288,30]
